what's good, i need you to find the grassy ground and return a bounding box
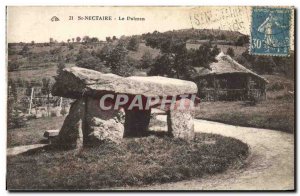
[7,116,65,148]
[195,74,295,133]
[195,99,294,133]
[7,133,249,190]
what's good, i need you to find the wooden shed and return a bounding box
[193,52,268,101]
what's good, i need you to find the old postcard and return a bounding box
[6,6,295,191]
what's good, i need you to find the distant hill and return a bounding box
[141,28,249,44]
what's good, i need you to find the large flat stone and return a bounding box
[52,67,198,99]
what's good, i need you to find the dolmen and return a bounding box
[52,67,199,148]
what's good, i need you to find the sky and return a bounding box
[6,6,294,45]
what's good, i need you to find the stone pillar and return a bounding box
[85,97,125,145]
[124,109,151,137]
[57,98,86,149]
[167,98,195,141]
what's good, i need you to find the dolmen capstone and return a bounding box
[52,67,198,148]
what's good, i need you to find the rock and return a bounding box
[44,129,59,144]
[124,109,151,137]
[44,129,59,138]
[57,99,85,149]
[85,98,125,144]
[52,67,197,99]
[167,99,195,141]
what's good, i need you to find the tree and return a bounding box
[235,35,249,46]
[67,39,71,43]
[90,37,99,43]
[76,47,91,61]
[49,37,54,43]
[220,33,226,40]
[19,44,30,56]
[149,40,195,79]
[148,54,174,77]
[140,51,153,69]
[127,36,139,51]
[76,56,106,72]
[106,36,112,42]
[72,38,75,42]
[31,41,35,45]
[104,41,134,76]
[76,47,107,72]
[76,36,81,42]
[82,36,90,43]
[7,99,26,129]
[188,43,220,69]
[253,56,276,74]
[57,55,65,75]
[226,47,235,57]
[112,36,117,41]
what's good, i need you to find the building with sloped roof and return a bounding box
[193,52,268,101]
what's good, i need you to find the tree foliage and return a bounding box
[148,37,220,80]
[127,36,140,51]
[226,47,235,57]
[140,51,153,69]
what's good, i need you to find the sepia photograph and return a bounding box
[6,6,295,191]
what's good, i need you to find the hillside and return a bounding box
[8,42,160,83]
[7,28,294,86]
[141,28,248,44]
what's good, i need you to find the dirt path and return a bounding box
[124,116,295,190]
[7,144,48,156]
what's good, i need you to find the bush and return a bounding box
[8,61,22,72]
[7,103,27,129]
[246,94,260,106]
[267,82,285,91]
[50,110,58,117]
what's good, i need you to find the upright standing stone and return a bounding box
[57,99,85,149]
[85,98,125,144]
[124,109,151,137]
[167,99,195,141]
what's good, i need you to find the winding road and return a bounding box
[125,116,295,190]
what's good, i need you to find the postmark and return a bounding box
[250,7,292,56]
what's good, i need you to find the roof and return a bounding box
[194,52,268,83]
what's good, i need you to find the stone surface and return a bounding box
[167,99,195,141]
[57,99,85,148]
[52,67,198,99]
[44,129,59,138]
[85,98,125,144]
[124,109,151,137]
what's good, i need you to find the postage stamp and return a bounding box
[250,7,292,56]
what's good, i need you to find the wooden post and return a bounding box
[59,97,63,109]
[28,87,34,114]
[263,83,267,100]
[213,76,217,101]
[246,75,251,99]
